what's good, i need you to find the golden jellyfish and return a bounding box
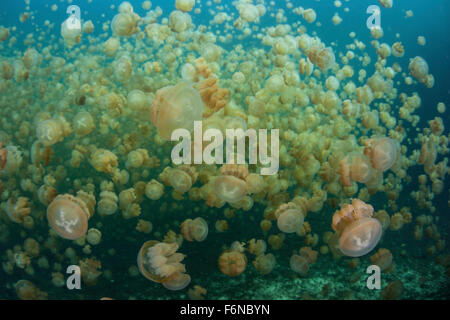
[73,111,95,136]
[370,248,394,272]
[380,280,404,300]
[37,185,58,206]
[364,137,399,172]
[331,199,382,257]
[91,149,118,174]
[137,240,191,290]
[82,20,94,34]
[145,179,164,200]
[36,117,70,147]
[302,8,317,23]
[391,42,404,57]
[307,45,335,71]
[218,250,247,277]
[379,0,393,8]
[97,191,118,216]
[176,0,195,12]
[181,217,209,242]
[47,194,91,240]
[111,11,139,37]
[61,18,81,48]
[104,37,120,57]
[253,253,276,275]
[214,164,248,203]
[245,173,265,194]
[289,254,309,277]
[274,202,305,233]
[0,26,10,42]
[127,89,150,112]
[168,166,197,194]
[15,280,47,300]
[338,153,374,187]
[151,81,203,140]
[169,10,192,33]
[409,56,429,84]
[5,197,31,223]
[86,228,102,246]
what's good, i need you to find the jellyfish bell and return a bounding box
[214,175,247,203]
[162,271,191,290]
[364,137,398,172]
[47,194,90,240]
[150,81,203,141]
[275,202,304,233]
[60,16,82,48]
[338,217,382,257]
[137,240,164,283]
[409,56,429,83]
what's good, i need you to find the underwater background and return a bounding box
[0,0,449,300]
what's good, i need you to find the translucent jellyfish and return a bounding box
[409,56,429,83]
[73,111,95,136]
[47,194,90,240]
[307,45,335,71]
[370,248,394,271]
[338,218,382,257]
[332,199,382,257]
[169,168,193,193]
[214,175,247,203]
[111,12,139,37]
[36,118,68,147]
[289,254,309,276]
[364,137,398,172]
[151,81,203,140]
[181,217,209,242]
[253,253,276,275]
[60,18,81,48]
[338,153,374,186]
[176,0,195,13]
[137,240,190,290]
[275,202,304,233]
[97,191,118,216]
[218,251,247,277]
[162,271,191,291]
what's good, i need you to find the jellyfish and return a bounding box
[47,194,91,240]
[338,153,374,186]
[150,81,203,140]
[218,250,247,277]
[331,199,382,257]
[181,217,208,242]
[275,202,304,233]
[214,164,249,203]
[364,137,399,172]
[409,56,429,83]
[137,240,190,290]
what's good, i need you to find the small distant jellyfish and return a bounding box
[331,199,382,257]
[47,194,91,240]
